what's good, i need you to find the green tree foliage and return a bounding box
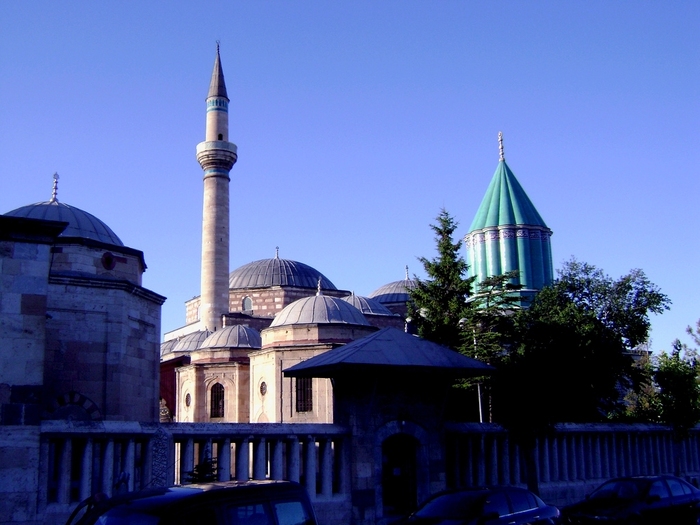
[556,258,671,350]
[624,320,700,438]
[655,341,700,440]
[184,456,218,483]
[493,286,633,429]
[461,271,521,364]
[408,209,474,351]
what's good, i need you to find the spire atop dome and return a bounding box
[405,265,409,280]
[498,131,505,161]
[50,172,59,203]
[207,42,228,100]
[316,278,323,296]
[275,246,279,259]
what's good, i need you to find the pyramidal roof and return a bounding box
[469,137,548,231]
[207,43,228,99]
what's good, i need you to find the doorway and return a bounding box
[381,434,418,517]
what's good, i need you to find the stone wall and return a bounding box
[44,275,164,422]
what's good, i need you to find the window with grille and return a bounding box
[211,383,225,418]
[242,296,253,311]
[295,377,313,413]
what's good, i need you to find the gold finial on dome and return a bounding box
[50,172,59,203]
[498,131,505,161]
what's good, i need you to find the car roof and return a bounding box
[79,480,308,521]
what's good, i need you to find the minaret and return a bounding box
[464,132,553,307]
[196,44,237,331]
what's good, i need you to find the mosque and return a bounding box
[157,47,554,426]
[0,46,552,428]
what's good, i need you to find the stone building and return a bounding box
[2,179,165,422]
[250,291,377,423]
[160,48,554,427]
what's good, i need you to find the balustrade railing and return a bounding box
[39,421,350,523]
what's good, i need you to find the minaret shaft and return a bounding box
[196,47,237,331]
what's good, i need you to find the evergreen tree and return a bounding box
[407,209,474,351]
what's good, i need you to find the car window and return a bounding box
[227,503,273,525]
[482,492,510,517]
[414,492,483,520]
[667,478,687,497]
[166,506,218,525]
[648,481,670,499]
[508,490,535,513]
[272,501,313,525]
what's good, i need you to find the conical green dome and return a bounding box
[465,134,554,307]
[469,160,548,231]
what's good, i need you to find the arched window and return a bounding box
[242,296,253,312]
[211,383,224,418]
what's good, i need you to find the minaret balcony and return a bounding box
[196,141,238,171]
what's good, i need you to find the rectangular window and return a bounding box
[295,377,313,413]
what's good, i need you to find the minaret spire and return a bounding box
[196,44,238,331]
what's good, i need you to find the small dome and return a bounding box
[229,257,336,290]
[162,330,212,357]
[200,325,261,349]
[5,201,124,246]
[369,279,416,304]
[271,295,369,327]
[341,293,395,316]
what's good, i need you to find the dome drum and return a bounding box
[261,323,377,348]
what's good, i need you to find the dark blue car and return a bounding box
[562,475,700,525]
[402,486,560,525]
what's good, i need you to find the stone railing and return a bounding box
[40,421,351,525]
[38,420,700,525]
[446,422,700,505]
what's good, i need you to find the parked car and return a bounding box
[562,475,700,525]
[400,486,560,525]
[65,480,317,525]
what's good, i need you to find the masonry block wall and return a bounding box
[44,277,164,422]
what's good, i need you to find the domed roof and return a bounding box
[161,330,212,357]
[270,294,369,327]
[199,325,261,349]
[341,293,395,316]
[5,200,124,246]
[229,254,336,290]
[369,278,416,304]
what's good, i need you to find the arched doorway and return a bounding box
[381,434,418,517]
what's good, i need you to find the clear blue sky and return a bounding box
[1,1,697,352]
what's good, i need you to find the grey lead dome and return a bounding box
[5,201,124,246]
[270,295,369,327]
[229,258,337,290]
[368,279,416,304]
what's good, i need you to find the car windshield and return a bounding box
[414,492,484,520]
[589,480,645,501]
[95,507,161,525]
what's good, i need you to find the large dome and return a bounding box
[229,256,336,290]
[270,294,369,327]
[5,200,124,246]
[368,278,416,304]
